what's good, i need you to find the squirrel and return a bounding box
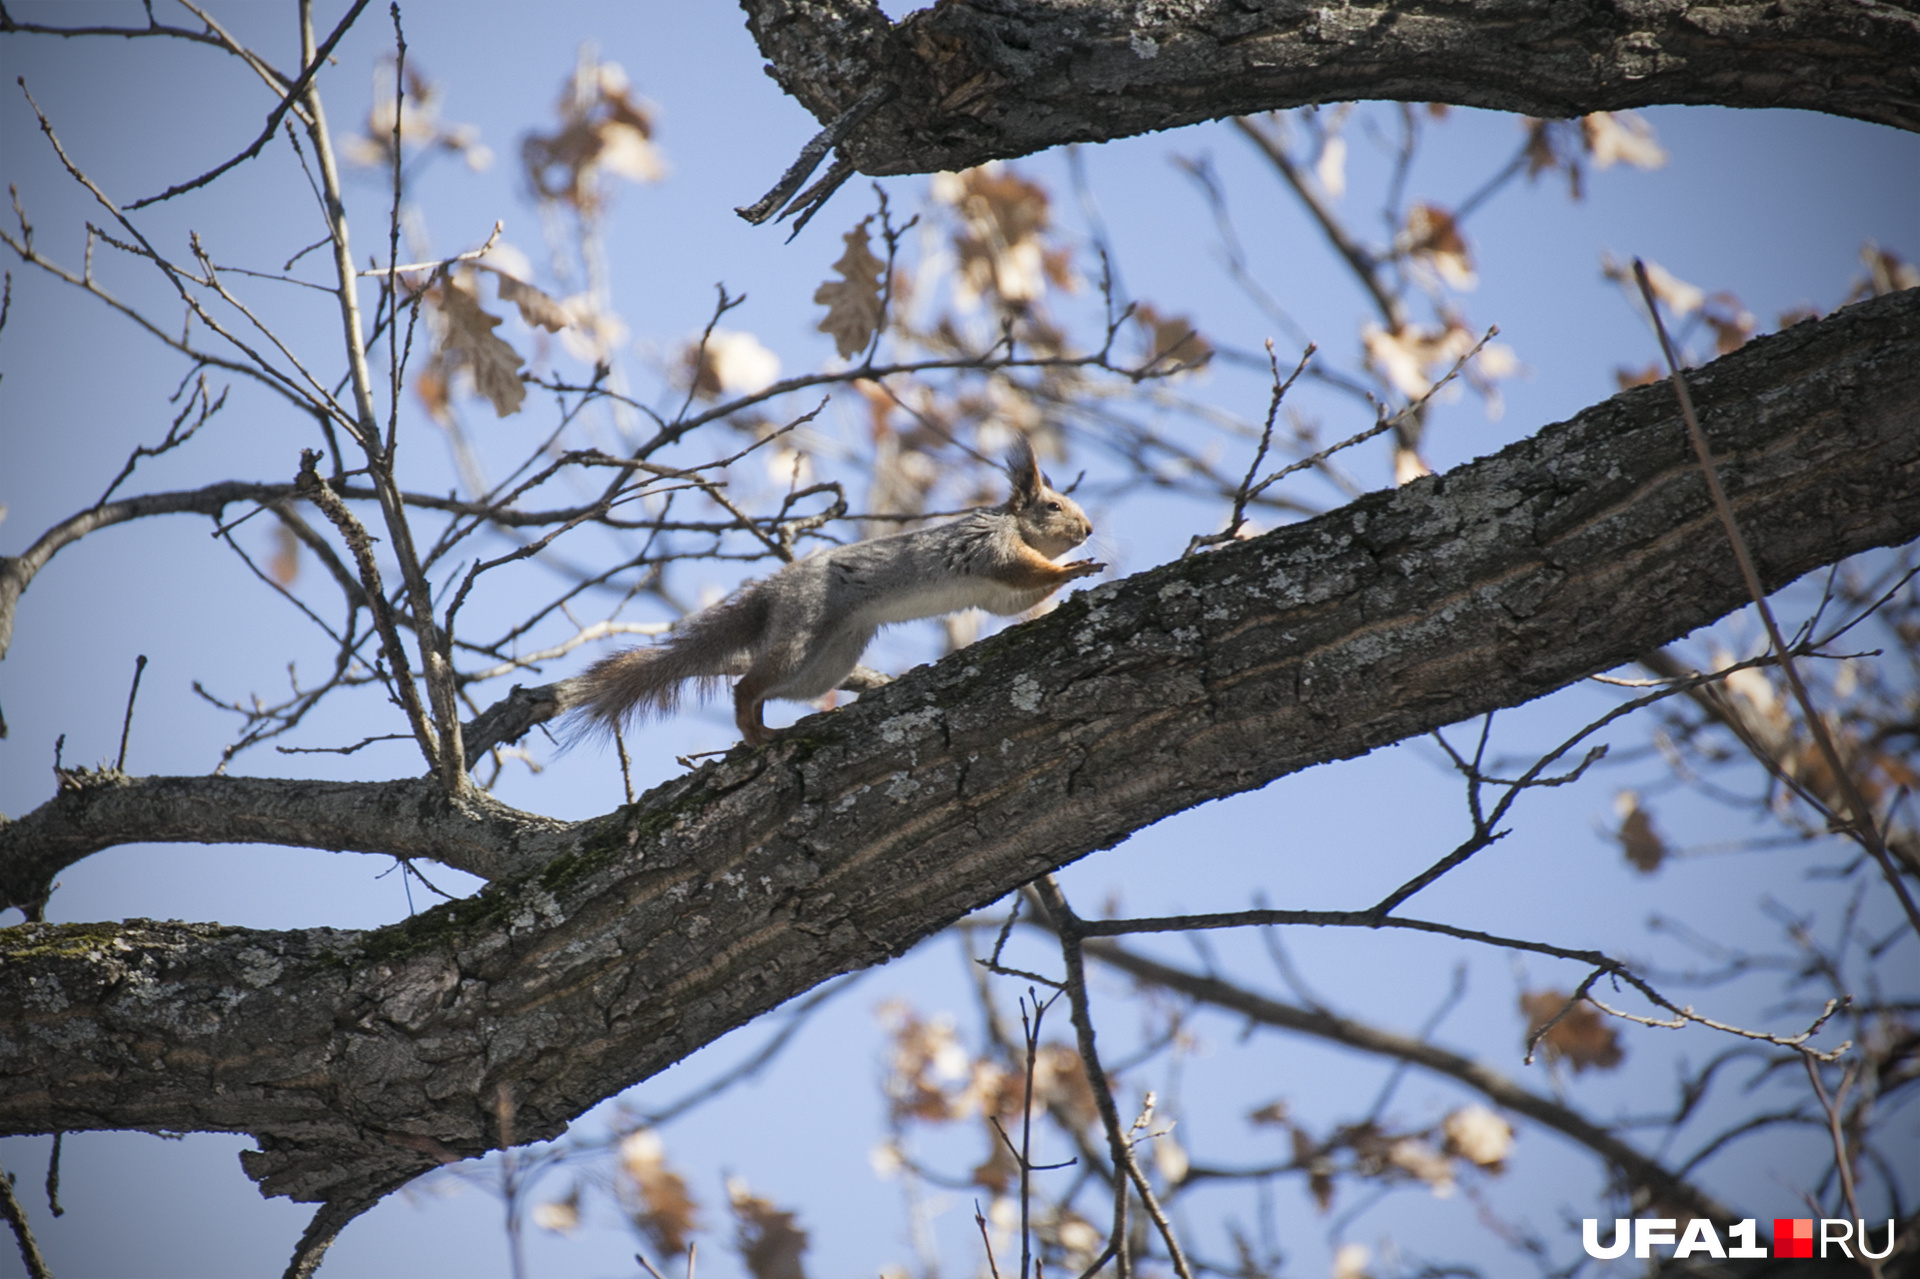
[571,436,1103,747]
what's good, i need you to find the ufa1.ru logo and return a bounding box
[1582,1217,1897,1261]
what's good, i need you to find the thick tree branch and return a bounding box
[739,0,1920,180]
[0,774,572,914]
[1,290,1916,1215]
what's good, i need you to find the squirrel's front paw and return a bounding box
[1063,559,1106,579]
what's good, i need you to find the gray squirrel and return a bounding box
[572,437,1103,746]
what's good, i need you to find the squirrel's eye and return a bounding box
[1047,501,1062,512]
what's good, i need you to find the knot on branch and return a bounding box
[53,762,130,794]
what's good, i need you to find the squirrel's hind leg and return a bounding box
[732,676,774,746]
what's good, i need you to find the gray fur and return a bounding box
[572,437,1100,745]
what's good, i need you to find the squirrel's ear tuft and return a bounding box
[1005,434,1043,507]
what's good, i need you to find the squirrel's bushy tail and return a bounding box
[567,590,768,740]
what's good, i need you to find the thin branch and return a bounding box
[1186,341,1314,555]
[0,1148,53,1279]
[296,451,439,769]
[1035,876,1195,1279]
[124,0,372,209]
[115,653,148,770]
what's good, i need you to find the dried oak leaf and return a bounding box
[1134,302,1211,369]
[1702,291,1755,355]
[936,165,1056,307]
[683,329,781,400]
[433,282,526,417]
[1522,118,1585,200]
[268,523,301,587]
[1292,1126,1336,1212]
[531,1184,581,1235]
[1521,989,1625,1073]
[1248,1099,1291,1126]
[814,216,885,358]
[1387,1137,1455,1197]
[728,1177,809,1279]
[1581,111,1668,170]
[878,1002,971,1123]
[1153,1126,1191,1186]
[1613,790,1668,873]
[523,55,663,208]
[1603,252,1702,316]
[1315,134,1348,200]
[618,1129,700,1257]
[1857,242,1920,298]
[492,271,571,333]
[1031,1041,1101,1132]
[1362,320,1476,401]
[1402,202,1476,291]
[1442,1104,1513,1170]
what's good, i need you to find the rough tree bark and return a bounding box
[3,289,1917,1243]
[737,0,1920,179]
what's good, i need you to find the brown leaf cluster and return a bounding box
[727,1177,808,1279]
[1362,319,1474,401]
[1714,654,1920,824]
[1613,790,1669,873]
[1521,990,1625,1073]
[878,1002,1100,1199]
[1133,302,1211,370]
[1849,241,1920,302]
[1522,111,1666,200]
[1602,255,1754,359]
[814,217,885,359]
[1401,202,1476,291]
[1581,111,1669,172]
[523,51,663,210]
[345,62,491,173]
[1260,1103,1511,1213]
[934,165,1074,313]
[617,1128,700,1258]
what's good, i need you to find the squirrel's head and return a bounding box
[1003,436,1092,557]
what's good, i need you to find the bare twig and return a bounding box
[1801,1055,1881,1277]
[1035,876,1195,1279]
[1186,341,1315,555]
[0,1149,52,1279]
[42,1136,60,1219]
[115,653,147,770]
[296,451,439,769]
[975,1201,1004,1279]
[124,0,372,209]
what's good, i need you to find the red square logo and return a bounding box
[1775,1219,1814,1258]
